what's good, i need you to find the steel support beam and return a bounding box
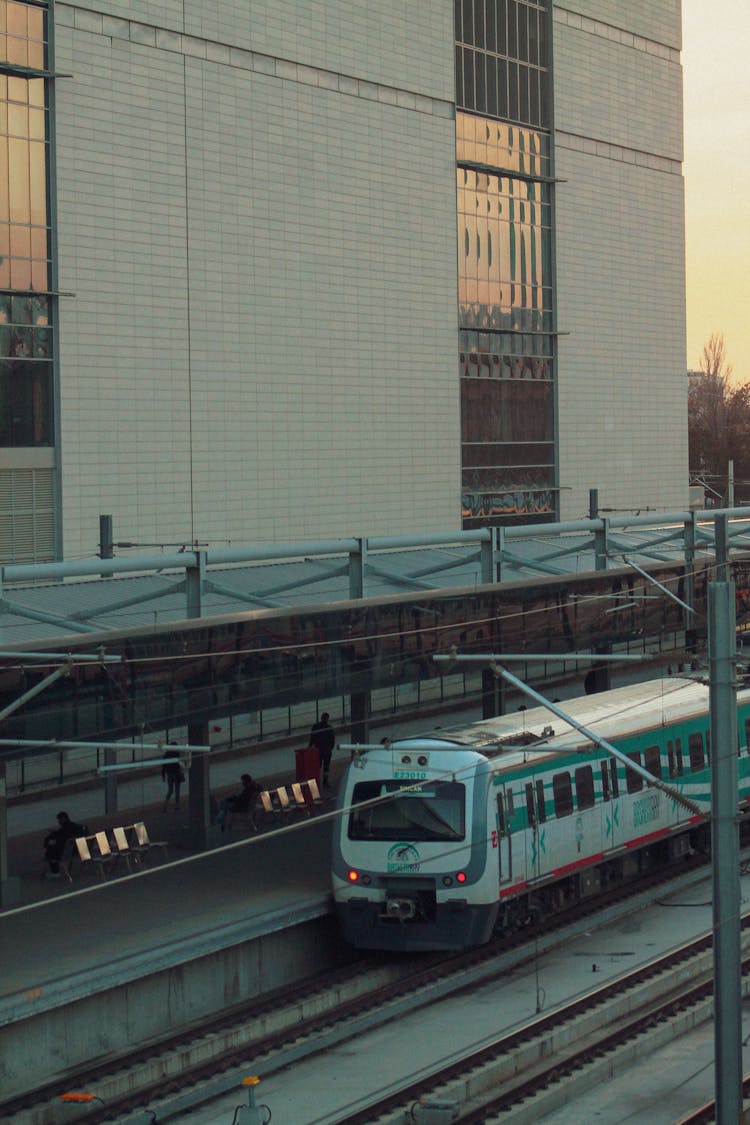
[709,516,742,1124]
[0,763,18,906]
[186,551,206,619]
[349,538,367,600]
[187,720,212,849]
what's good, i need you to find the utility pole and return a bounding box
[436,626,746,1118]
[728,461,735,509]
[709,514,742,1123]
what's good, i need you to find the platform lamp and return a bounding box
[234,1076,271,1125]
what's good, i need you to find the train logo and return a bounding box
[387,843,421,872]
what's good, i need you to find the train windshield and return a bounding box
[347,780,465,841]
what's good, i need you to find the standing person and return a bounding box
[309,712,335,787]
[43,811,88,878]
[162,746,185,811]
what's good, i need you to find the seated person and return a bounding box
[43,810,88,878]
[215,774,262,832]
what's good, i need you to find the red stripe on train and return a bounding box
[624,827,671,848]
[499,880,527,899]
[551,853,604,879]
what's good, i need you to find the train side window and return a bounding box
[575,765,595,810]
[535,779,546,823]
[601,761,610,801]
[745,717,750,753]
[667,740,676,779]
[525,783,536,826]
[552,772,573,818]
[610,758,619,798]
[689,732,705,773]
[496,794,507,837]
[705,730,711,765]
[626,751,643,794]
[644,744,662,781]
[506,790,515,817]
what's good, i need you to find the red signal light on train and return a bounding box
[347,869,359,882]
[456,871,467,883]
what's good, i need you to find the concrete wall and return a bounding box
[1,911,344,1106]
[553,2,688,518]
[54,2,460,557]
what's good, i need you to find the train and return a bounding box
[331,676,750,951]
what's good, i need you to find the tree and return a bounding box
[688,334,750,504]
[700,332,733,382]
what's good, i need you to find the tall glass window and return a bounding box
[455,1,555,527]
[0,1,52,447]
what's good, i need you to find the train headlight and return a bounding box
[417,755,428,766]
[347,869,359,882]
[456,871,467,884]
[442,875,453,886]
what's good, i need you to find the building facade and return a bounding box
[0,1,686,562]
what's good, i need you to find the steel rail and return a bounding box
[1,859,715,1124]
[341,931,750,1125]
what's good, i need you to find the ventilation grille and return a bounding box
[0,468,55,563]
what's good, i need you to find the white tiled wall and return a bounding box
[52,1,687,556]
[54,3,460,555]
[553,3,688,518]
[555,0,681,49]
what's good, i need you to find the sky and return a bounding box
[682,1,750,381]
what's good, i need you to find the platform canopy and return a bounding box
[0,507,744,646]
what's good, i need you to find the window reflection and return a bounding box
[455,0,549,129]
[455,3,556,526]
[0,358,52,443]
[0,2,44,70]
[0,0,51,448]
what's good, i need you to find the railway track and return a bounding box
[675,1075,750,1125]
[337,934,750,1124]
[0,858,725,1125]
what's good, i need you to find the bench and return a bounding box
[291,780,324,815]
[259,780,325,823]
[260,787,289,819]
[124,822,169,865]
[110,825,138,872]
[74,833,118,880]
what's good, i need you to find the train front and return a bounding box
[331,739,498,952]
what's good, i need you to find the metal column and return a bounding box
[103,747,118,813]
[0,763,19,906]
[349,692,370,746]
[187,721,212,849]
[348,538,371,742]
[709,515,742,1123]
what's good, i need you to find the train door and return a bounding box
[495,786,513,885]
[525,779,546,882]
[600,756,621,852]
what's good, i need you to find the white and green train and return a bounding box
[332,677,750,952]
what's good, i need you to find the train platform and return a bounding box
[1,737,343,990]
[0,746,344,1109]
[1,809,335,1019]
[3,738,335,907]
